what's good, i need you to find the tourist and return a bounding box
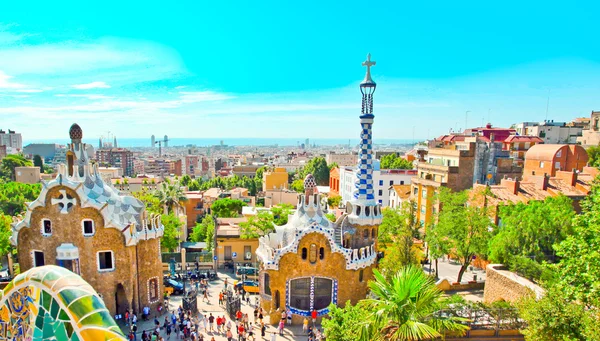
[311,309,317,325]
[281,310,286,324]
[278,319,284,336]
[131,324,138,341]
[247,324,254,341]
[203,290,209,303]
[202,313,208,331]
[253,308,258,323]
[226,319,232,331]
[216,315,222,333]
[260,322,266,338]
[208,313,215,332]
[286,308,291,325]
[258,310,263,325]
[219,292,224,305]
[237,323,245,341]
[132,312,138,325]
[236,310,242,321]
[226,328,233,341]
[166,321,172,339]
[270,331,277,341]
[303,317,308,334]
[125,310,130,326]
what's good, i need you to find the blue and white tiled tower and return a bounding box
[348,54,383,226]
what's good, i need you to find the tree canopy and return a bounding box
[0,154,32,181]
[154,180,188,214]
[187,174,260,196]
[0,213,13,257]
[211,198,246,218]
[191,214,215,251]
[160,213,183,252]
[239,204,293,239]
[586,145,600,168]
[429,188,492,282]
[380,154,413,170]
[0,181,41,216]
[299,157,329,186]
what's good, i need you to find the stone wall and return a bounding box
[261,232,372,325]
[483,264,544,303]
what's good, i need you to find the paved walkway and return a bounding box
[424,257,487,283]
[118,270,320,340]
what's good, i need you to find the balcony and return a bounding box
[417,162,459,174]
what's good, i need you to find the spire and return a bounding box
[348,54,382,225]
[114,136,118,148]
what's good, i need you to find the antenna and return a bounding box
[465,111,471,132]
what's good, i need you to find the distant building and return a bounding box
[151,135,155,147]
[232,165,260,178]
[214,217,257,268]
[523,144,589,179]
[0,145,6,160]
[184,155,200,175]
[263,167,288,191]
[577,111,600,146]
[514,120,583,144]
[96,148,134,177]
[0,129,22,153]
[15,166,40,184]
[133,159,145,175]
[388,184,411,209]
[329,167,340,196]
[164,135,169,147]
[184,191,204,228]
[464,123,516,142]
[325,152,357,167]
[502,135,544,165]
[340,164,416,207]
[23,143,60,161]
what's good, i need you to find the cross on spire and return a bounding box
[51,190,77,214]
[361,53,376,84]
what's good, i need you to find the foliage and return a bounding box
[586,145,600,168]
[489,195,574,266]
[327,162,338,171]
[154,180,188,214]
[211,198,246,218]
[380,154,413,170]
[325,213,336,222]
[180,174,192,187]
[187,174,260,196]
[33,155,43,172]
[0,181,41,216]
[430,188,492,282]
[0,214,13,257]
[378,242,423,281]
[327,195,342,208]
[205,216,215,252]
[160,213,183,252]
[360,267,469,341]
[0,154,32,181]
[132,189,162,215]
[191,214,213,243]
[378,202,419,247]
[518,288,598,341]
[322,301,363,341]
[299,157,329,186]
[508,256,554,283]
[239,204,292,239]
[290,179,304,193]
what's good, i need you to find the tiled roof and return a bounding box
[504,135,544,143]
[391,184,411,200]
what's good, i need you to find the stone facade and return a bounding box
[13,124,164,317]
[483,264,544,304]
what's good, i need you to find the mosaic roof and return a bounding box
[0,265,126,340]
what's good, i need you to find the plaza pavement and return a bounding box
[118,269,317,340]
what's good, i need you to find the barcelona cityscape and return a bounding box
[1,2,600,341]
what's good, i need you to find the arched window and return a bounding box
[309,244,317,263]
[264,273,271,296]
[365,206,370,216]
[319,247,325,260]
[356,206,361,216]
[274,290,281,310]
[363,229,369,239]
[301,248,307,260]
[371,228,376,239]
[148,277,159,303]
[359,270,364,282]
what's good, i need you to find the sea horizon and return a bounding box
[23,137,418,148]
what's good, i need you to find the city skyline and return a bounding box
[1,1,600,140]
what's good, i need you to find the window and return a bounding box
[359,270,364,282]
[33,251,45,267]
[274,290,281,310]
[400,181,404,185]
[148,277,159,303]
[363,229,369,239]
[319,247,325,260]
[371,228,376,239]
[378,180,383,186]
[313,278,334,310]
[422,189,427,199]
[42,219,52,236]
[413,188,418,195]
[224,246,232,261]
[264,273,271,296]
[82,220,94,236]
[289,277,334,313]
[389,180,393,186]
[555,162,561,170]
[97,251,114,271]
[244,245,252,260]
[378,189,383,196]
[378,199,382,204]
[301,248,307,260]
[540,161,545,168]
[289,278,311,311]
[309,244,318,263]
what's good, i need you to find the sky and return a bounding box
[1,1,600,141]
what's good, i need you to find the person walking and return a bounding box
[226,329,233,341]
[208,313,215,332]
[278,319,284,336]
[303,317,308,335]
[260,322,266,339]
[270,331,277,341]
[203,290,209,303]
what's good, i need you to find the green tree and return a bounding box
[0,154,32,181]
[290,179,304,193]
[360,267,469,341]
[180,174,192,187]
[271,203,293,225]
[205,217,215,252]
[425,222,449,279]
[33,155,43,172]
[328,162,339,171]
[0,214,13,257]
[325,212,336,222]
[322,301,363,341]
[0,181,42,216]
[211,198,246,218]
[586,145,600,167]
[380,154,414,170]
[161,213,183,252]
[378,201,419,248]
[432,188,492,282]
[300,157,329,185]
[154,180,188,214]
[132,189,162,215]
[240,211,275,239]
[327,195,342,208]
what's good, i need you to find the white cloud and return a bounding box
[0,70,25,89]
[16,89,43,93]
[178,91,234,103]
[55,94,113,100]
[72,81,110,89]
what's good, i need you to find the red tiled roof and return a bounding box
[504,135,544,143]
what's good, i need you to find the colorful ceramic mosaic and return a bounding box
[0,265,126,340]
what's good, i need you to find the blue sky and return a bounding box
[1,1,600,141]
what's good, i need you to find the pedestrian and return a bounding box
[311,309,317,326]
[216,316,222,333]
[253,308,258,323]
[260,322,266,338]
[131,324,138,341]
[166,322,172,339]
[202,314,208,332]
[208,313,215,332]
[203,290,209,303]
[133,313,138,325]
[258,310,263,325]
[236,310,242,321]
[219,292,224,305]
[125,310,130,326]
[247,324,254,341]
[303,317,308,334]
[286,308,291,325]
[226,319,232,331]
[281,310,286,324]
[278,319,284,336]
[226,329,233,341]
[270,331,277,341]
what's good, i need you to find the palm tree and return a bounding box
[360,266,469,341]
[155,180,188,215]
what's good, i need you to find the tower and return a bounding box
[164,135,169,148]
[99,137,102,149]
[113,136,118,148]
[151,135,155,147]
[347,53,382,226]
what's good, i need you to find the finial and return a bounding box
[69,123,83,143]
[361,53,376,85]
